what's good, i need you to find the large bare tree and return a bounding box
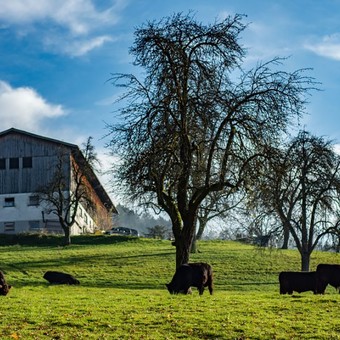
[107,13,314,267]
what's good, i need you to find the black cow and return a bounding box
[0,271,11,296]
[279,271,317,294]
[166,262,213,295]
[316,264,340,294]
[43,271,80,285]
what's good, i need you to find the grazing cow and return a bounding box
[0,271,11,296]
[43,271,80,285]
[316,264,340,294]
[279,271,317,294]
[166,262,213,295]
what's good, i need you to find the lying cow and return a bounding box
[316,264,340,294]
[0,271,11,296]
[166,262,213,295]
[279,271,317,294]
[43,271,80,285]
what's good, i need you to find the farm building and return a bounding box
[0,128,116,235]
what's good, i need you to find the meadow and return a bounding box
[1,235,340,339]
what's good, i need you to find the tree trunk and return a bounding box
[62,226,71,246]
[281,226,290,249]
[175,215,196,268]
[176,235,192,268]
[196,216,207,240]
[301,251,310,272]
[190,216,206,254]
[190,235,198,253]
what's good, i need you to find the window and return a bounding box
[28,195,39,206]
[4,197,15,207]
[23,157,32,168]
[9,158,19,169]
[4,222,15,232]
[0,158,5,169]
[29,221,40,230]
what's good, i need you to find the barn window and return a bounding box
[0,158,5,169]
[9,158,19,169]
[28,195,39,206]
[4,197,15,207]
[29,221,40,230]
[4,222,15,232]
[23,157,32,168]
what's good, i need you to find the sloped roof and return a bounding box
[0,127,78,148]
[0,127,117,213]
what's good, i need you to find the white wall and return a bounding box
[0,193,95,235]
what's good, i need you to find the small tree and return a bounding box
[37,137,98,245]
[146,225,169,239]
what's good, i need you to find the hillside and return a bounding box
[0,236,340,339]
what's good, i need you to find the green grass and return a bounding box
[1,235,340,339]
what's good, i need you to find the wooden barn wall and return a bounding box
[70,155,113,229]
[0,133,71,194]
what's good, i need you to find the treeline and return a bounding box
[113,204,172,238]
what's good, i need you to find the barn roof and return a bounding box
[0,127,78,148]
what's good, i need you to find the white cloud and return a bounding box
[0,0,126,56]
[0,0,121,34]
[0,80,66,132]
[305,34,340,61]
[44,34,114,57]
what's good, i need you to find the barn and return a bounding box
[0,128,116,235]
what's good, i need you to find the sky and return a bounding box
[1,0,340,202]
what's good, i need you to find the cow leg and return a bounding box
[198,286,205,295]
[318,283,327,294]
[206,276,213,295]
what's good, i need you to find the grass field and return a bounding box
[1,235,340,339]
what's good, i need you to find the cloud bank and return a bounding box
[0,80,66,132]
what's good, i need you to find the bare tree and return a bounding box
[190,190,245,252]
[107,13,315,267]
[37,137,98,245]
[248,131,340,271]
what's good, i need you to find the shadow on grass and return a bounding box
[4,250,175,290]
[0,234,138,247]
[9,278,166,290]
[6,250,174,272]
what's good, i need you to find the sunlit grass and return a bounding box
[0,236,340,339]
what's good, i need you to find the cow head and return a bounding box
[166,283,175,294]
[166,283,191,295]
[0,284,11,296]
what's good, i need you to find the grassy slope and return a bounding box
[1,236,340,339]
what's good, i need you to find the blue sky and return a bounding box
[1,0,340,197]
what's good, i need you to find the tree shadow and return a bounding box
[0,234,138,247]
